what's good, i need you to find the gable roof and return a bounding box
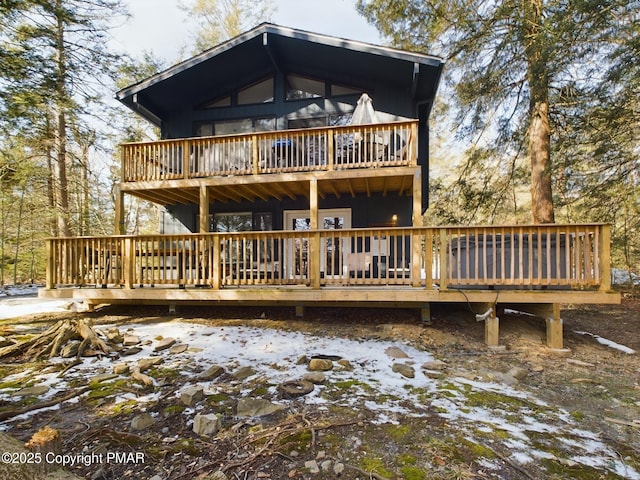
[116,23,444,125]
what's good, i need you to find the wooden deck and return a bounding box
[118,121,418,208]
[41,224,620,350]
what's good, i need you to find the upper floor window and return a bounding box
[201,95,231,109]
[237,76,274,105]
[331,83,363,97]
[286,75,324,100]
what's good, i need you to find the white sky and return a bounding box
[111,0,383,64]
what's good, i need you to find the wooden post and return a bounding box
[252,134,259,174]
[327,128,334,171]
[45,239,54,289]
[546,303,564,350]
[483,304,500,348]
[412,171,423,286]
[420,304,431,324]
[199,186,209,234]
[409,122,418,166]
[439,229,449,290]
[183,140,190,179]
[123,237,134,289]
[114,185,125,235]
[212,237,221,289]
[309,179,321,289]
[599,224,611,291]
[424,229,433,289]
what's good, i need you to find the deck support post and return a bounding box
[295,305,305,317]
[545,303,564,350]
[309,179,320,289]
[199,186,209,234]
[114,185,125,235]
[45,239,54,289]
[474,302,500,348]
[420,304,431,325]
[412,170,422,287]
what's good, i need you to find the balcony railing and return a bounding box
[121,121,418,182]
[45,224,611,292]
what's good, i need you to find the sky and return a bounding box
[110,0,384,64]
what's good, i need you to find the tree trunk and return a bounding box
[524,0,555,224]
[54,0,72,237]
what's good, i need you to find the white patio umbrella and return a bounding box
[351,93,379,125]
[351,93,378,143]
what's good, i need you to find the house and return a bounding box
[40,24,620,349]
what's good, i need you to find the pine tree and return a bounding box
[357,0,634,224]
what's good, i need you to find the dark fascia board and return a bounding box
[115,23,444,103]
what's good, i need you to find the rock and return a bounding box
[61,340,81,358]
[385,346,410,358]
[123,334,140,346]
[423,369,445,379]
[333,462,345,475]
[304,460,320,474]
[303,372,327,384]
[392,363,415,378]
[105,328,123,344]
[337,359,353,370]
[170,344,188,354]
[154,337,176,352]
[236,398,286,417]
[193,413,221,436]
[13,385,49,397]
[508,366,529,381]
[91,373,119,383]
[277,380,314,398]
[308,358,333,371]
[113,364,130,375]
[421,359,447,370]
[296,355,309,365]
[321,460,332,472]
[131,413,155,430]
[231,366,256,380]
[181,385,205,406]
[121,346,143,356]
[138,357,163,372]
[198,365,225,380]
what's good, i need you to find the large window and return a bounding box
[285,74,364,102]
[286,75,324,100]
[209,212,272,232]
[195,117,275,136]
[237,76,274,105]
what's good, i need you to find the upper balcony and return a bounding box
[121,120,417,184]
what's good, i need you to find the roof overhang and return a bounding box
[116,23,445,126]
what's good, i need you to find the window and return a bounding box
[209,212,272,232]
[286,75,324,100]
[331,83,363,97]
[211,213,253,233]
[194,117,275,137]
[237,76,274,105]
[201,95,231,109]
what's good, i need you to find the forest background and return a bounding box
[0,0,638,286]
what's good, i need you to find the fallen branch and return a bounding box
[0,387,91,422]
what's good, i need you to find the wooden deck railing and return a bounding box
[121,121,418,182]
[45,224,611,292]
